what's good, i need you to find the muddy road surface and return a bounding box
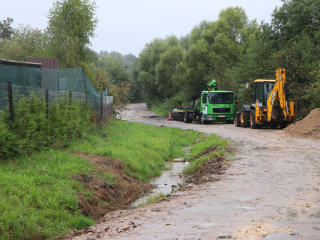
[72,103,320,240]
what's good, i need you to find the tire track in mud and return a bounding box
[70,103,320,240]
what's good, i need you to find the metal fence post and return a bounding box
[46,90,49,119]
[69,90,72,104]
[101,93,103,121]
[8,82,13,124]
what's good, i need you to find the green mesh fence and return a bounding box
[0,83,113,123]
[0,64,41,88]
[0,65,112,123]
[41,68,102,97]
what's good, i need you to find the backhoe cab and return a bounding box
[237,68,294,129]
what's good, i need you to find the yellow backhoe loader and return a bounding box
[235,68,294,129]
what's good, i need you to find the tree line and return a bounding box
[129,0,320,119]
[0,0,134,108]
[1,0,320,119]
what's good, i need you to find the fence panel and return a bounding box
[0,82,113,124]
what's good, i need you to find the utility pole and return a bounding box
[123,65,130,73]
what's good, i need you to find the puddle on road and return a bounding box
[131,161,189,207]
[132,146,192,207]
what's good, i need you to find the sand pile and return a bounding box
[284,108,320,140]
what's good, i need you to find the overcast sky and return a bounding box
[1,0,283,57]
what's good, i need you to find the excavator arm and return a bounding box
[267,68,294,122]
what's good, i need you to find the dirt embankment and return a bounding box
[73,154,152,220]
[284,108,320,140]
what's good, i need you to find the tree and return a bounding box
[0,25,44,61]
[97,55,129,84]
[155,36,185,99]
[271,0,320,47]
[0,17,14,39]
[46,0,98,68]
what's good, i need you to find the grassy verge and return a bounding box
[70,120,203,181]
[0,119,205,239]
[183,134,228,175]
[150,107,168,117]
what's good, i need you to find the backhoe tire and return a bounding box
[183,112,192,123]
[279,121,288,129]
[250,109,260,129]
[240,107,250,127]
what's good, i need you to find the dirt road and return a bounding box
[72,103,320,240]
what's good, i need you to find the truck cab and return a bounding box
[198,89,235,124]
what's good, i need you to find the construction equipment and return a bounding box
[235,68,294,129]
[175,79,236,124]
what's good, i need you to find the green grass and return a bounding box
[0,119,205,239]
[139,193,167,206]
[151,107,168,117]
[0,151,95,239]
[183,134,228,175]
[70,120,203,181]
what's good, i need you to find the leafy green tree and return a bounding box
[133,38,168,107]
[268,0,320,118]
[0,25,44,61]
[271,0,320,47]
[155,36,185,98]
[97,55,129,84]
[0,17,14,39]
[179,33,192,51]
[184,7,259,93]
[45,0,98,68]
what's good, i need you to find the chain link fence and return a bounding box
[0,82,113,123]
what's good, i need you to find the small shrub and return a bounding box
[68,216,95,230]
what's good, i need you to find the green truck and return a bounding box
[176,80,236,124]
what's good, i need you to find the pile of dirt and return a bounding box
[284,108,320,140]
[73,154,152,220]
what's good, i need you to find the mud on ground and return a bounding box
[65,145,230,239]
[73,154,153,220]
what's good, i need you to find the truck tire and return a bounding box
[240,107,250,127]
[200,115,206,124]
[234,112,241,127]
[250,109,260,129]
[183,112,192,123]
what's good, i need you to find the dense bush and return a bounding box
[0,92,92,159]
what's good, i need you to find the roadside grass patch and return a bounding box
[150,107,167,117]
[183,134,229,183]
[0,119,207,239]
[0,151,95,240]
[137,193,168,207]
[70,120,203,181]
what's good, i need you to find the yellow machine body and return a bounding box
[238,68,294,129]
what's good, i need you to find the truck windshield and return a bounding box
[208,92,233,104]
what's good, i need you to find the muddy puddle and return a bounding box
[132,147,191,207]
[131,161,189,207]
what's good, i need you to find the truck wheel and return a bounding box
[234,112,241,127]
[200,115,206,124]
[240,107,250,127]
[184,112,192,123]
[250,109,259,129]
